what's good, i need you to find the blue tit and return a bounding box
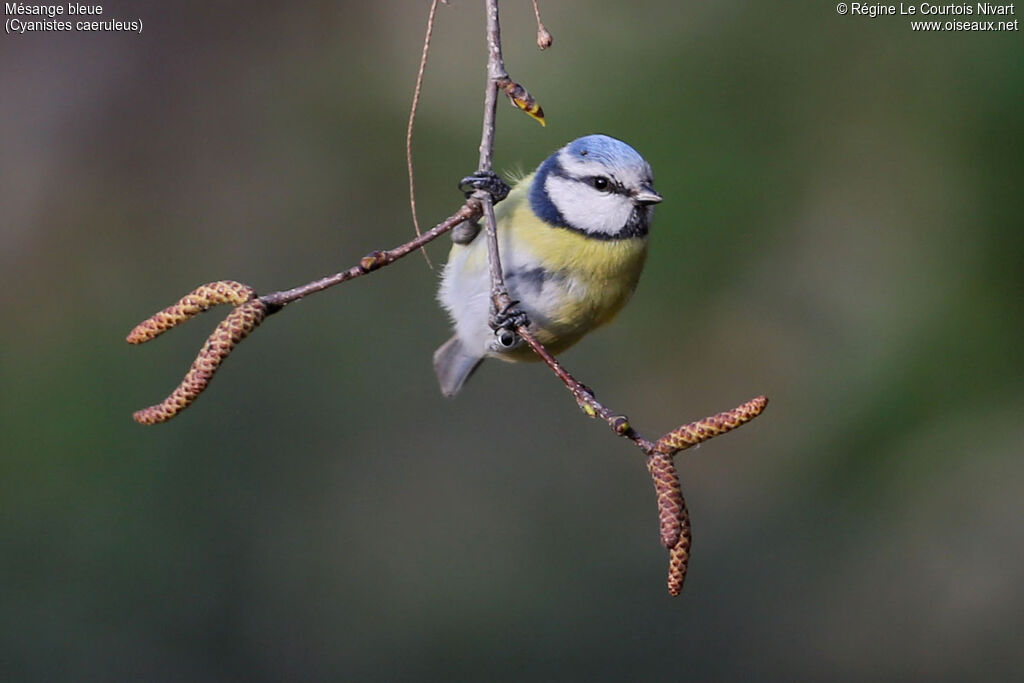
[434,134,662,397]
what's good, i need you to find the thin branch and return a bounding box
[478,0,508,174]
[478,0,514,315]
[406,0,442,269]
[128,202,480,423]
[260,202,479,310]
[517,328,655,451]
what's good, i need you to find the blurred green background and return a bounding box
[2,1,1022,680]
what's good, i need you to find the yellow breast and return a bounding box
[504,182,647,353]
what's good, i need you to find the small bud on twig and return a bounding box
[495,77,546,126]
[536,26,553,50]
[531,0,553,49]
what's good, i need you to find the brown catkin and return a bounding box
[647,451,683,549]
[126,281,256,344]
[132,299,267,424]
[667,496,692,597]
[656,396,768,454]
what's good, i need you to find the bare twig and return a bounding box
[477,0,508,175]
[517,318,768,591]
[477,0,514,316]
[128,202,480,423]
[406,0,442,269]
[259,202,479,309]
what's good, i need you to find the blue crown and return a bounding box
[563,134,646,168]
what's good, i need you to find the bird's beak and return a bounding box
[634,186,663,205]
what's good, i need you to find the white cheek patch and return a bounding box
[545,174,634,236]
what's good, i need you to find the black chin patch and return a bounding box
[619,206,651,239]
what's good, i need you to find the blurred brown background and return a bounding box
[2,1,1022,681]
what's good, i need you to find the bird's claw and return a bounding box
[459,171,511,203]
[490,299,529,331]
[489,300,528,351]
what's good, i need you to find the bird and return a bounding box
[434,134,662,397]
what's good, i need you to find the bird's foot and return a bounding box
[459,171,511,203]
[488,300,528,351]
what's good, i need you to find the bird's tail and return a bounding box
[433,335,484,398]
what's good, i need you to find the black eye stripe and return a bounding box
[593,176,628,195]
[547,165,629,196]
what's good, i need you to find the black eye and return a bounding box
[592,176,610,191]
